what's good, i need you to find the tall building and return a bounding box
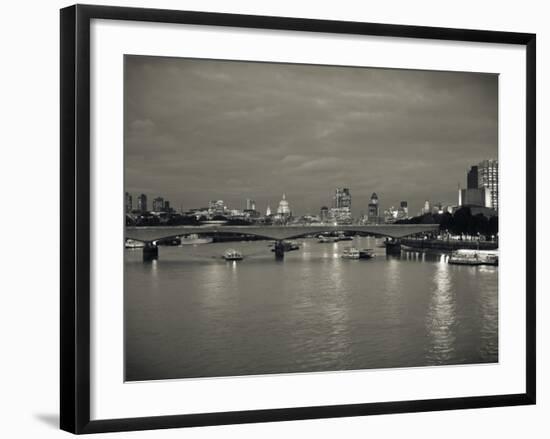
[334,188,351,209]
[164,200,170,212]
[125,192,132,213]
[266,205,272,216]
[459,160,498,210]
[367,193,379,223]
[400,201,408,216]
[422,200,430,215]
[246,198,256,211]
[467,165,479,189]
[320,206,329,222]
[137,194,147,213]
[478,159,498,210]
[152,196,164,212]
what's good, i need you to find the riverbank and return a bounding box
[401,238,498,251]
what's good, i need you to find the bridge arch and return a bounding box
[126,224,440,244]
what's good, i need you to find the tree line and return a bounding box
[396,207,498,238]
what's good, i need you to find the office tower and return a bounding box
[478,159,498,210]
[334,188,351,209]
[125,192,132,213]
[153,197,164,212]
[137,193,147,212]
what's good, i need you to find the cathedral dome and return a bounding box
[277,193,291,215]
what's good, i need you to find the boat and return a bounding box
[125,238,145,249]
[341,247,361,259]
[223,249,243,261]
[318,235,338,243]
[179,234,213,245]
[336,233,353,241]
[157,237,181,246]
[448,249,498,266]
[359,248,375,259]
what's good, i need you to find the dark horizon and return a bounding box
[124,55,498,216]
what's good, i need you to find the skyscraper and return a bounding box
[423,200,430,215]
[478,159,498,210]
[137,194,147,212]
[334,188,351,209]
[459,160,498,210]
[153,197,164,212]
[246,198,256,211]
[125,192,132,213]
[320,206,329,222]
[367,193,379,223]
[467,165,478,189]
[400,201,408,216]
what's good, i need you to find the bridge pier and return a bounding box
[143,242,159,262]
[274,240,285,260]
[385,238,402,255]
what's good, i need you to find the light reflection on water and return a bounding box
[426,255,456,364]
[125,237,498,381]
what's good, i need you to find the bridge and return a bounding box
[126,224,440,260]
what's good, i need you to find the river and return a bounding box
[124,236,498,381]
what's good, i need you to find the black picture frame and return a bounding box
[60,4,536,434]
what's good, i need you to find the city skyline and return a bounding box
[125,56,498,216]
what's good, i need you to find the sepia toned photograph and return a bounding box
[123,55,499,382]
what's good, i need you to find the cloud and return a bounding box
[124,56,498,215]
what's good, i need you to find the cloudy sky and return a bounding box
[125,55,497,216]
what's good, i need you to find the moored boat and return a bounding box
[448,249,498,266]
[179,234,213,245]
[341,247,361,259]
[125,238,145,249]
[336,233,353,241]
[223,249,243,261]
[359,248,375,259]
[318,235,338,243]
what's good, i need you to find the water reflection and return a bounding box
[426,255,456,364]
[124,238,497,381]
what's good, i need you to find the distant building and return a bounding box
[266,205,272,216]
[208,200,227,216]
[320,206,329,222]
[478,159,498,210]
[422,200,430,215]
[459,159,498,210]
[384,206,399,223]
[164,200,171,212]
[246,198,256,211]
[152,197,164,212]
[433,202,443,214]
[400,201,408,216]
[244,209,260,219]
[276,193,291,218]
[367,193,380,223]
[459,187,491,208]
[329,207,352,225]
[467,165,479,189]
[137,194,147,212]
[125,192,132,213]
[334,188,351,209]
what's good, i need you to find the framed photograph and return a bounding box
[60,4,536,434]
